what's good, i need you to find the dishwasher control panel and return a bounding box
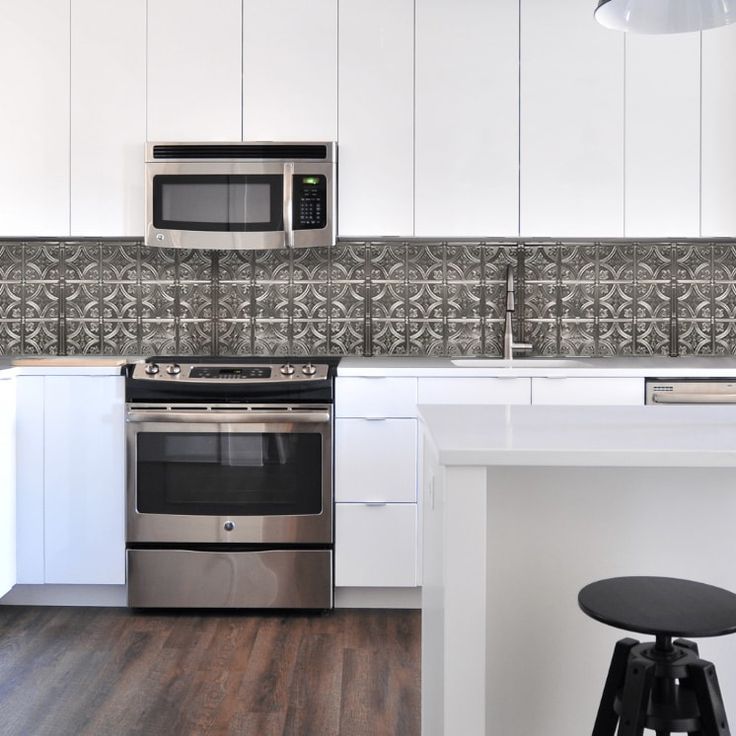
[646,379,736,405]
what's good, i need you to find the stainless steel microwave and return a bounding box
[144,141,336,250]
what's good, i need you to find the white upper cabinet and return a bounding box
[338,0,414,237]
[243,0,337,141]
[147,0,242,142]
[701,25,736,237]
[625,33,700,237]
[71,0,146,237]
[0,0,70,237]
[415,0,519,238]
[520,0,624,238]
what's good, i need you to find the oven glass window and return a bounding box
[153,174,283,232]
[136,432,322,515]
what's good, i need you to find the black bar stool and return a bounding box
[579,576,736,736]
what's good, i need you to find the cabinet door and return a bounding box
[625,33,700,237]
[338,0,414,236]
[147,0,242,141]
[520,0,624,237]
[336,419,417,502]
[0,0,70,236]
[531,377,644,405]
[14,377,45,584]
[44,377,125,584]
[0,378,16,598]
[701,25,736,237]
[335,377,417,418]
[71,0,146,236]
[418,378,531,405]
[335,503,417,587]
[415,0,518,237]
[243,0,337,141]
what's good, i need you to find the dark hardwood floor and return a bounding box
[0,606,420,736]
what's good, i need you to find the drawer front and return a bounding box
[127,548,333,609]
[336,377,417,417]
[417,377,531,405]
[531,377,645,405]
[336,418,417,502]
[335,503,417,587]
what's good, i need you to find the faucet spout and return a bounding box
[501,266,532,360]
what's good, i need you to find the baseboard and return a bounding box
[334,586,421,609]
[0,584,127,607]
[1,584,422,610]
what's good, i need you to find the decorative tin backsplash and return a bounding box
[0,239,734,357]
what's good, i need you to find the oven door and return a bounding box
[126,404,332,544]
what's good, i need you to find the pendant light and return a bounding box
[595,0,736,33]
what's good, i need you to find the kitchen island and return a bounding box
[420,404,736,736]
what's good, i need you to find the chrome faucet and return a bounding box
[503,266,533,360]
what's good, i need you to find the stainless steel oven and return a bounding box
[125,358,338,609]
[144,142,336,251]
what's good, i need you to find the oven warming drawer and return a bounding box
[127,548,332,609]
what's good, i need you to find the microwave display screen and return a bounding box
[153,175,283,232]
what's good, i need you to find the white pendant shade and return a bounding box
[595,0,736,33]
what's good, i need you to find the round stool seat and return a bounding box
[579,576,736,638]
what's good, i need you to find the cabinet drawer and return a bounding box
[531,377,644,405]
[336,418,417,502]
[335,503,417,587]
[335,377,417,417]
[418,377,531,405]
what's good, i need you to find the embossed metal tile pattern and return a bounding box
[0,239,733,356]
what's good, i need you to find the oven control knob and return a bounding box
[302,363,317,376]
[144,363,160,375]
[166,363,181,375]
[280,364,295,376]
[224,521,235,532]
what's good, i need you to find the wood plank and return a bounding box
[0,607,420,736]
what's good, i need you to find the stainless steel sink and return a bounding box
[450,358,592,368]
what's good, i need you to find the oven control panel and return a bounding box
[131,362,330,383]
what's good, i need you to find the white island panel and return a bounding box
[420,403,736,736]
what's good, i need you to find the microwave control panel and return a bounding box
[293,175,327,230]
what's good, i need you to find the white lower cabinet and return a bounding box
[335,418,417,502]
[335,503,418,587]
[418,377,531,405]
[531,377,644,405]
[15,374,126,586]
[335,372,644,592]
[15,377,44,584]
[0,376,16,598]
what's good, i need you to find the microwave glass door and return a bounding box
[153,174,283,232]
[136,430,323,516]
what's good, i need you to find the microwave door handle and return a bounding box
[283,161,294,248]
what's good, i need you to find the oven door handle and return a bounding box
[126,410,331,424]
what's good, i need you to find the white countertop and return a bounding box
[419,403,736,467]
[0,356,129,376]
[338,355,736,377]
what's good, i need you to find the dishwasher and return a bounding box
[646,379,736,404]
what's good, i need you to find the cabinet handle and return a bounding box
[364,502,387,507]
[364,416,387,421]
